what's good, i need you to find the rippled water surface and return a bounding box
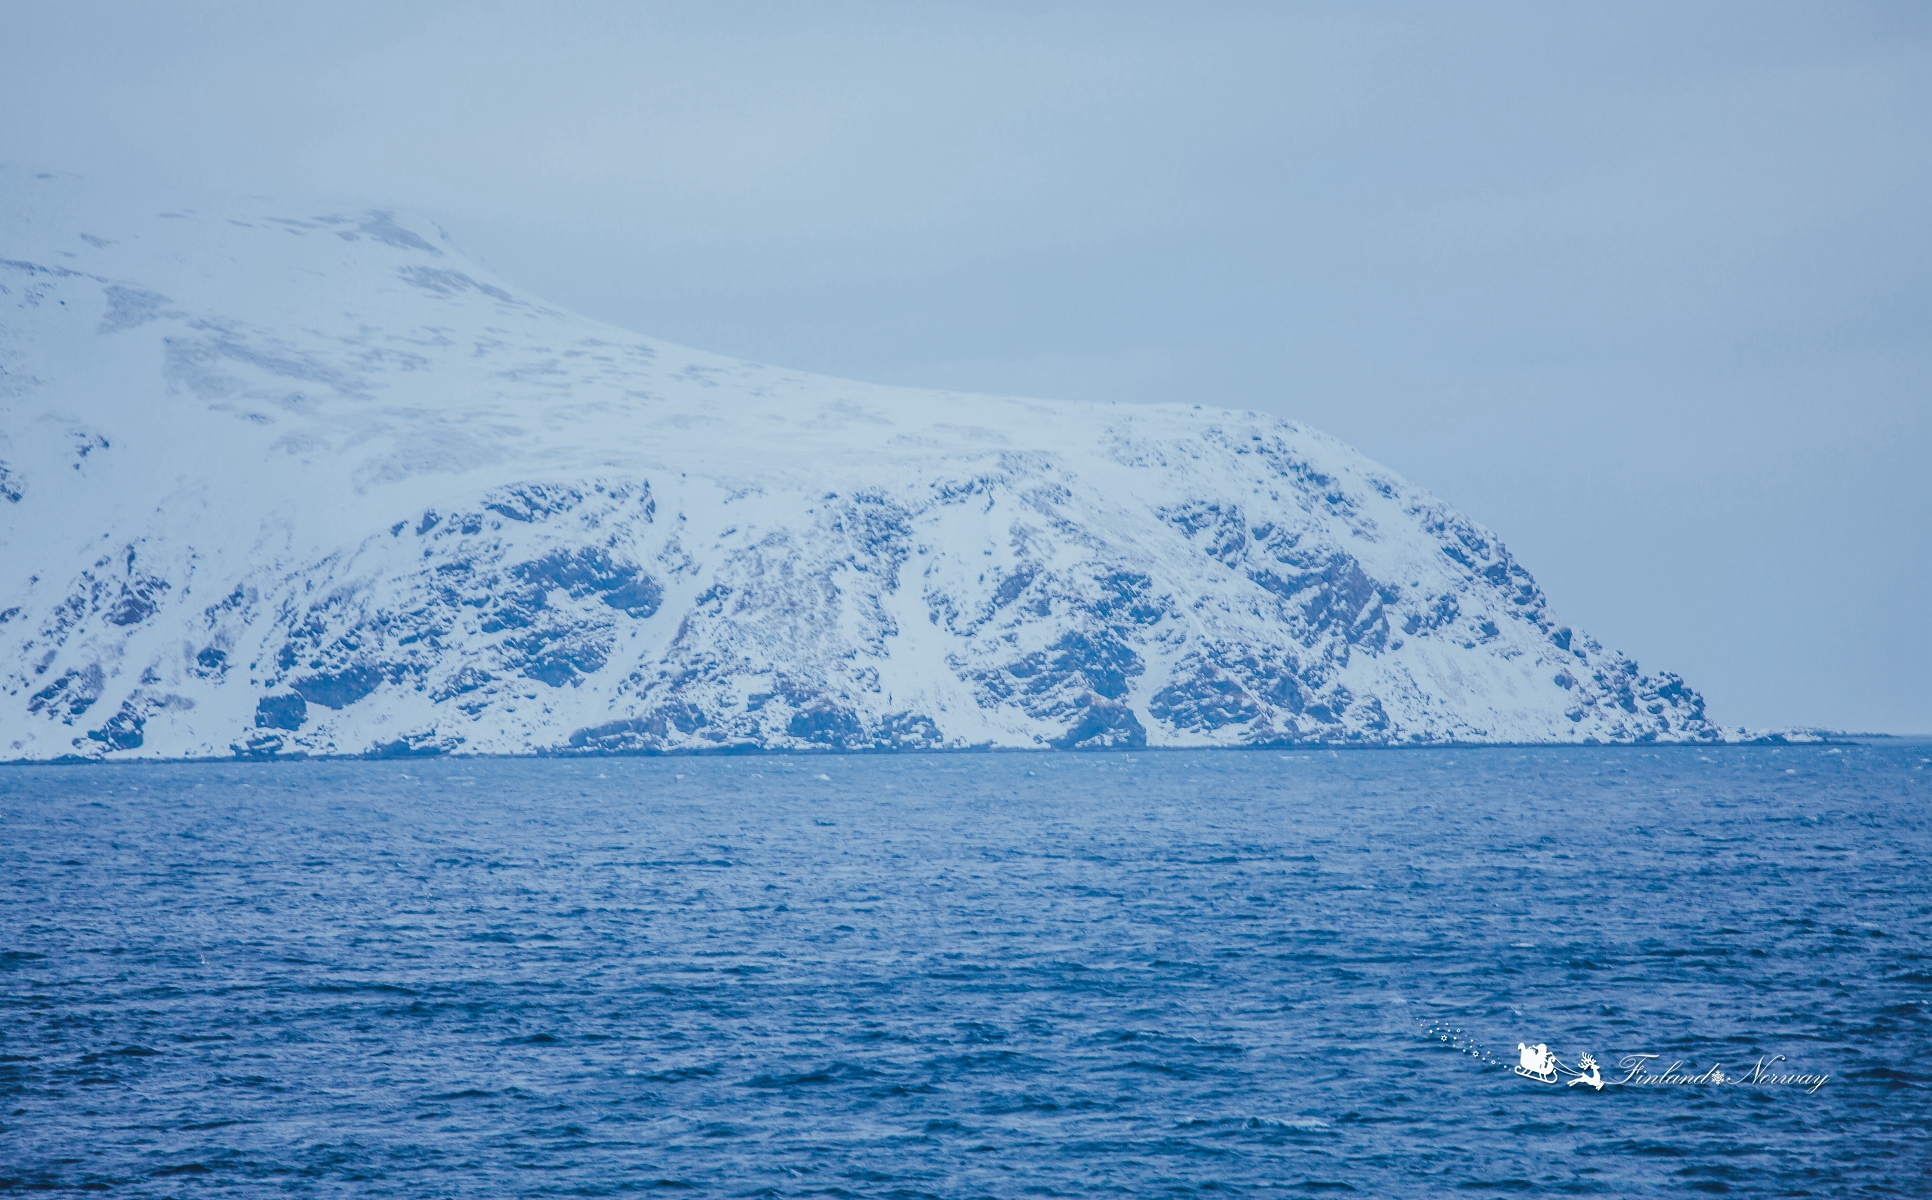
[3,746,1928,1196]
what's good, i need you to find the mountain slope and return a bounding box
[0,170,1718,759]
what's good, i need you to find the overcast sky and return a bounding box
[5,1,1928,733]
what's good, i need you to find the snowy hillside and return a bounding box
[0,170,1719,759]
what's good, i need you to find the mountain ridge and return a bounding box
[0,170,1723,759]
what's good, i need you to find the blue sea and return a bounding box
[2,745,1927,1196]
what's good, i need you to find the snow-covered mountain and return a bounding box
[0,170,1718,759]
